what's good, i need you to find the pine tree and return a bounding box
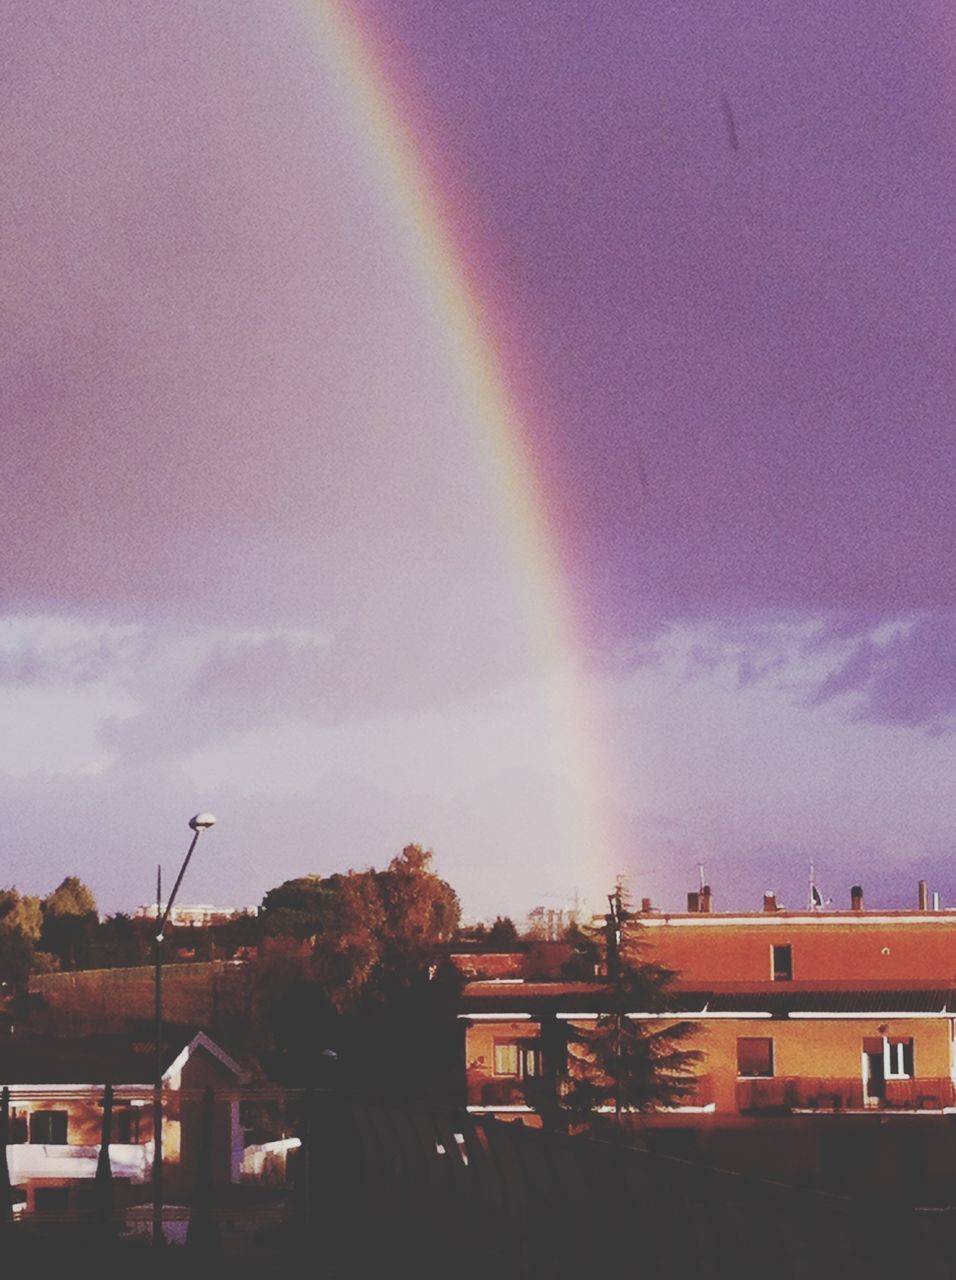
[536,884,702,1136]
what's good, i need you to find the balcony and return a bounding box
[736,1077,956,1113]
[882,1077,955,1110]
[789,1078,866,1110]
[477,1079,528,1107]
[6,1142,152,1183]
[470,1074,715,1111]
[735,1078,796,1112]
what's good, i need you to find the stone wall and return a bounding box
[28,961,252,1035]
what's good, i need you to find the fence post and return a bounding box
[186,1085,222,1257]
[94,1083,114,1234]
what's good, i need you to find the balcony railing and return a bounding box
[479,1079,528,1106]
[6,1142,152,1183]
[473,1074,715,1110]
[883,1078,955,1110]
[737,1077,956,1113]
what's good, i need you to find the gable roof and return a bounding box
[163,1030,243,1082]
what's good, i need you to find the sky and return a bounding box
[3,0,956,923]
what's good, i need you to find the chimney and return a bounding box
[933,891,941,911]
[919,880,929,911]
[700,885,713,913]
[686,891,700,913]
[763,891,778,913]
[641,897,653,914]
[851,884,864,911]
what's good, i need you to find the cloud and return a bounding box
[639,613,956,737]
[0,618,143,687]
[676,618,805,694]
[808,612,956,732]
[96,628,330,763]
[95,593,557,765]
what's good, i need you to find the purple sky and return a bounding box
[3,1,956,922]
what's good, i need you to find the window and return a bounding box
[30,1110,68,1144]
[113,1107,141,1144]
[863,1035,914,1097]
[737,1037,774,1078]
[886,1037,914,1079]
[8,1109,27,1144]
[494,1042,518,1075]
[771,944,792,981]
[34,1186,70,1212]
[493,1040,540,1078]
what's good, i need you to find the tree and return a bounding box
[0,888,44,986]
[0,889,43,942]
[253,846,463,1096]
[310,871,386,1012]
[252,935,341,1084]
[90,913,150,968]
[259,846,460,1005]
[40,876,98,970]
[260,875,331,940]
[375,845,460,955]
[209,910,260,958]
[485,916,519,948]
[43,876,97,918]
[532,885,702,1137]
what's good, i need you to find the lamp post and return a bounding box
[152,812,216,1248]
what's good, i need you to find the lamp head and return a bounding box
[189,812,217,832]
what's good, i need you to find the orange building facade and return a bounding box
[460,896,956,1199]
[639,911,956,986]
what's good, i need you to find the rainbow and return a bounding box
[306,0,624,905]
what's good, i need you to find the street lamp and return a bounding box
[152,812,216,1247]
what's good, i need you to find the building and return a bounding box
[132,903,257,927]
[459,883,956,1199]
[1,1030,244,1216]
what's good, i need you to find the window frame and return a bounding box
[771,943,793,982]
[736,1036,775,1079]
[29,1110,68,1145]
[885,1037,914,1079]
[113,1106,141,1144]
[493,1038,541,1079]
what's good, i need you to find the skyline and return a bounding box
[4,1,956,922]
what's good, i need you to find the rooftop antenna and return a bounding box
[808,860,829,910]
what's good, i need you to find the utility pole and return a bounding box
[606,884,624,985]
[605,883,627,1134]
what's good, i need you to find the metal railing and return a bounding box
[736,1076,956,1112]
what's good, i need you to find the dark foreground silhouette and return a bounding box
[3,1094,955,1279]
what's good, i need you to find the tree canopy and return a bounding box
[258,844,460,1012]
[38,876,99,971]
[0,889,43,942]
[254,846,463,1095]
[43,876,97,919]
[0,888,45,985]
[485,915,520,948]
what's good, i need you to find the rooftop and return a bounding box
[460,980,956,1016]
